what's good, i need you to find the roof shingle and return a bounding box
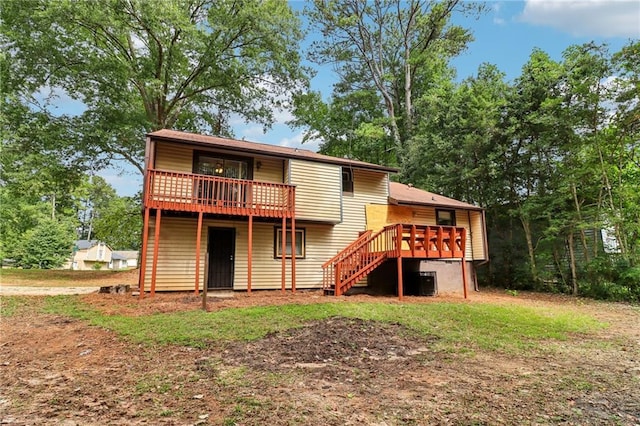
[389,182,482,211]
[148,129,398,173]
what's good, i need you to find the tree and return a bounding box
[3,0,308,173]
[12,218,76,269]
[298,0,480,171]
[73,176,118,241]
[93,195,143,250]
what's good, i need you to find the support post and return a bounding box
[396,224,404,301]
[397,256,404,301]
[290,214,296,293]
[150,209,162,297]
[281,216,286,292]
[461,228,468,299]
[247,215,253,293]
[202,251,209,311]
[195,211,203,295]
[138,207,151,299]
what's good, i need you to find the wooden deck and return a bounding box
[143,169,295,218]
[323,224,467,298]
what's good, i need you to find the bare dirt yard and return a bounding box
[1,278,639,425]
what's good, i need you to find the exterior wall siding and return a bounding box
[289,159,342,223]
[154,142,193,172]
[142,169,389,291]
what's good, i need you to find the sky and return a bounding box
[91,0,640,196]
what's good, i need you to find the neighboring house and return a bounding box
[66,240,112,270]
[110,251,139,270]
[140,129,488,298]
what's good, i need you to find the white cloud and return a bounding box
[519,0,640,38]
[278,131,321,152]
[240,124,267,140]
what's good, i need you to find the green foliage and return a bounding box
[93,194,142,250]
[3,0,309,172]
[12,218,75,268]
[42,297,603,353]
[298,0,482,170]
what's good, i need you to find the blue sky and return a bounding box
[93,0,639,196]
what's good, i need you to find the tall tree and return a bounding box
[3,0,308,173]
[298,0,480,170]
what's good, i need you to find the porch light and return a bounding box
[215,163,224,174]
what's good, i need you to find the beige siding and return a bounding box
[289,159,341,223]
[468,210,487,260]
[143,169,390,291]
[154,143,285,185]
[154,142,193,172]
[253,157,283,183]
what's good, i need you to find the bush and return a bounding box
[13,218,75,269]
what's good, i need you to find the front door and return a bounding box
[208,227,235,289]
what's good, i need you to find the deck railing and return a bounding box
[323,224,466,296]
[144,169,295,218]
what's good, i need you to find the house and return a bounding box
[139,129,488,298]
[66,240,112,270]
[110,251,139,270]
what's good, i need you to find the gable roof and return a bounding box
[148,129,398,173]
[388,182,483,211]
[75,240,100,250]
[112,250,138,260]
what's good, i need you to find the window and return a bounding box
[436,209,456,226]
[194,152,252,180]
[274,228,305,258]
[342,168,354,194]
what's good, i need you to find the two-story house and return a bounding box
[139,129,487,299]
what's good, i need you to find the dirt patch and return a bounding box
[225,317,431,370]
[1,289,639,425]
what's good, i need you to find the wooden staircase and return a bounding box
[322,224,466,296]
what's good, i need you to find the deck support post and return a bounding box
[138,207,151,299]
[396,224,404,301]
[281,216,286,292]
[397,256,404,301]
[461,228,468,299]
[247,215,253,293]
[290,213,296,293]
[194,211,203,295]
[150,209,162,297]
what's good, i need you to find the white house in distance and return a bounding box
[110,251,139,269]
[65,240,138,270]
[138,129,488,299]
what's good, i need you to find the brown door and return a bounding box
[208,227,235,289]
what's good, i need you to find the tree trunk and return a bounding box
[570,183,590,263]
[567,231,578,296]
[520,216,538,283]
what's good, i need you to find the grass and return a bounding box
[36,295,605,353]
[0,296,37,317]
[1,268,136,287]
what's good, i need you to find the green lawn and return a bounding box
[27,295,605,354]
[1,268,137,287]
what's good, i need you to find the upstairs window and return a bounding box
[342,168,354,194]
[194,152,252,180]
[436,209,456,226]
